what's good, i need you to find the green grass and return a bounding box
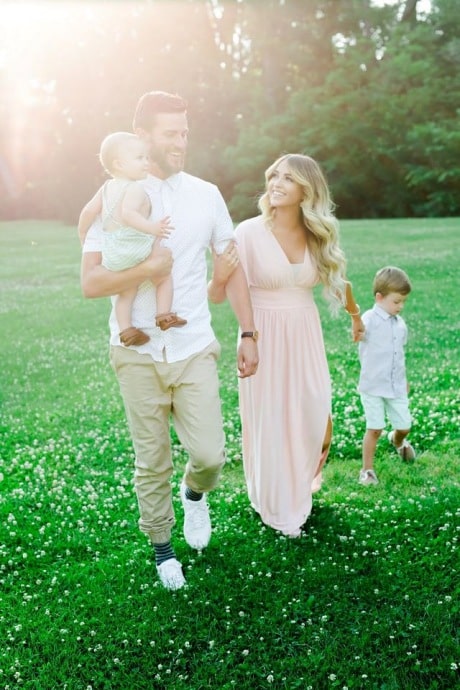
[0,218,458,690]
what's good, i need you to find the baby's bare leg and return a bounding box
[117,288,150,346]
[152,241,187,331]
[116,288,138,333]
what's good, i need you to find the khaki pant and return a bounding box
[110,341,226,544]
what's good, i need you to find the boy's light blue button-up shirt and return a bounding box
[358,304,408,398]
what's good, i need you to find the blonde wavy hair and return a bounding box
[258,153,347,313]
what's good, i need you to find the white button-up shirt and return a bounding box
[358,304,409,398]
[83,171,235,362]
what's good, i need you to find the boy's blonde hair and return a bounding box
[373,266,412,296]
[99,131,141,175]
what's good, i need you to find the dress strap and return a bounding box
[102,180,131,229]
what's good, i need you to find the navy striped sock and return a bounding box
[185,487,203,501]
[153,541,175,566]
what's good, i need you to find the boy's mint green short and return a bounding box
[360,392,412,430]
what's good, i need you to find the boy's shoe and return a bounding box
[156,558,186,591]
[359,469,379,485]
[180,481,211,550]
[388,431,416,462]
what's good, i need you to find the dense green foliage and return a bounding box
[0,219,458,689]
[1,0,459,222]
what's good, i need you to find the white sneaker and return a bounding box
[359,469,379,485]
[180,481,211,550]
[156,558,186,591]
[388,431,416,462]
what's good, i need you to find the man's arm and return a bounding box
[81,247,173,298]
[78,189,103,246]
[207,241,258,377]
[224,264,259,378]
[209,192,258,376]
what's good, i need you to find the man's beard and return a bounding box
[150,144,185,177]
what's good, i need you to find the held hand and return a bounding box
[212,241,239,286]
[237,339,259,378]
[351,316,365,342]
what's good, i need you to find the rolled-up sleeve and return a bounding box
[82,217,104,253]
[211,188,235,255]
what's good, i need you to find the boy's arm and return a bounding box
[121,184,172,237]
[80,246,173,298]
[78,188,103,246]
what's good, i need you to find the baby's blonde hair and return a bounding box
[99,131,141,175]
[259,153,347,312]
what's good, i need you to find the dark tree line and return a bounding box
[0,0,458,223]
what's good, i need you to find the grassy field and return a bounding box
[0,218,458,690]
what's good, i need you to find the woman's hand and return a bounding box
[208,241,240,303]
[213,241,239,283]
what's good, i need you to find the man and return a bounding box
[80,91,258,590]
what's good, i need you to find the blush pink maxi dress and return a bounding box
[235,217,331,537]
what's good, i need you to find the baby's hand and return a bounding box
[155,216,174,239]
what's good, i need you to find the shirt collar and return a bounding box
[373,303,393,320]
[147,172,182,190]
[165,173,181,190]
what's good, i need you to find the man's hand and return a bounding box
[237,338,259,378]
[147,245,173,285]
[81,244,173,299]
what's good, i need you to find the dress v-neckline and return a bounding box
[267,225,308,265]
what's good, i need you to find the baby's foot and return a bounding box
[156,313,187,331]
[119,327,150,346]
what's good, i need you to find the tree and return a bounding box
[222,0,460,220]
[0,0,457,221]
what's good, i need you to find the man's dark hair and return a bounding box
[133,91,187,130]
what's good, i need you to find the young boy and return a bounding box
[78,131,186,346]
[357,266,416,485]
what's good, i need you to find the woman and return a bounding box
[209,154,364,537]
